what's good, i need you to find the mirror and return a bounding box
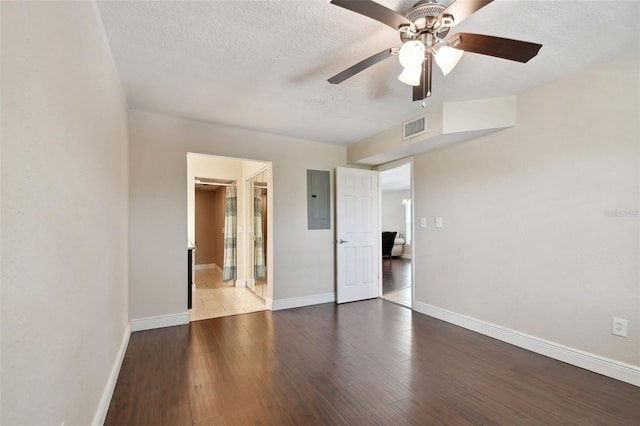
[246,170,268,299]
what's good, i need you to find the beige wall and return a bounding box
[348,96,516,165]
[195,188,225,266]
[1,2,130,424]
[413,53,639,366]
[129,110,346,320]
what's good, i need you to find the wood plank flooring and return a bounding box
[382,258,411,294]
[105,299,640,425]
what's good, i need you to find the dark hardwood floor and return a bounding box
[382,257,411,294]
[106,300,640,425]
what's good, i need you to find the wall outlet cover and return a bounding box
[612,317,628,337]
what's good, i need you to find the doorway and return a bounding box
[378,162,413,308]
[187,153,272,321]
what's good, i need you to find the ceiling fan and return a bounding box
[328,0,543,102]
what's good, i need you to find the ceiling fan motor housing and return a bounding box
[401,1,450,43]
[327,0,544,102]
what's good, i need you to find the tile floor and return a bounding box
[189,267,266,322]
[382,286,411,308]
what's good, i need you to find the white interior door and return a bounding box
[336,167,379,304]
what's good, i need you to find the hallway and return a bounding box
[189,267,265,321]
[381,257,411,308]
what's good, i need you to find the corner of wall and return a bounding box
[271,292,335,311]
[130,312,189,332]
[92,324,131,426]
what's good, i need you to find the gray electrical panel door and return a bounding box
[307,169,330,229]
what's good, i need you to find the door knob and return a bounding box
[338,239,348,244]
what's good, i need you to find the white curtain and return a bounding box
[222,186,237,282]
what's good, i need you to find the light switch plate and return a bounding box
[435,217,443,228]
[420,217,427,228]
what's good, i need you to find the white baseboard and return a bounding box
[235,279,246,288]
[413,301,640,387]
[92,323,130,426]
[400,254,412,260]
[271,292,335,311]
[194,263,219,271]
[265,297,273,310]
[130,312,189,332]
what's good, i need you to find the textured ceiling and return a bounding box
[97,0,640,146]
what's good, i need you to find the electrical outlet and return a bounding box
[612,317,628,337]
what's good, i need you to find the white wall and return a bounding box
[413,53,639,367]
[129,110,346,320]
[1,2,129,424]
[381,190,410,237]
[243,160,270,181]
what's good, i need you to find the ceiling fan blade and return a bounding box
[331,0,413,30]
[450,32,542,63]
[413,53,433,101]
[328,48,395,84]
[439,0,493,26]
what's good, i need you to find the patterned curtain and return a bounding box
[254,187,266,280]
[222,186,237,282]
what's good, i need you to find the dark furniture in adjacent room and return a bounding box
[382,231,397,261]
[187,247,195,309]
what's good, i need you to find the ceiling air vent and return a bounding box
[403,115,426,140]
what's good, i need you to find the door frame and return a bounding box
[186,153,274,316]
[374,157,415,309]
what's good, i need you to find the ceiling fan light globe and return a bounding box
[398,40,425,68]
[435,46,464,75]
[398,66,422,86]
